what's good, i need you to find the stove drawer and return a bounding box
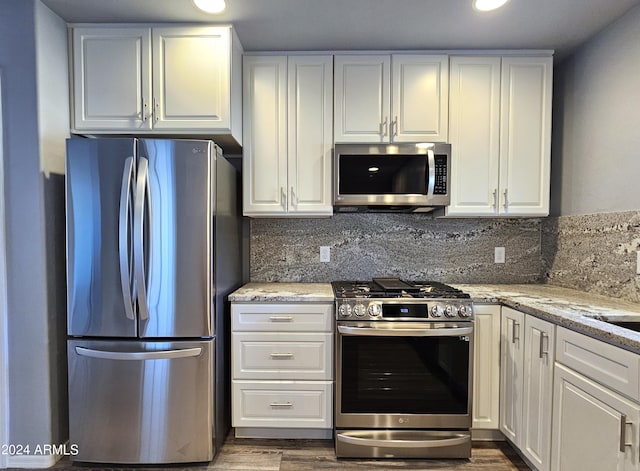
[232,332,333,380]
[232,380,332,429]
[232,303,333,332]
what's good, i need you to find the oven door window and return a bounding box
[340,335,469,414]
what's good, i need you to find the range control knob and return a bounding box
[445,305,459,318]
[368,303,382,317]
[431,305,444,318]
[338,303,352,318]
[459,305,473,317]
[353,304,367,317]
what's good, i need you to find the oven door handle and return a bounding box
[337,325,473,337]
[336,432,469,449]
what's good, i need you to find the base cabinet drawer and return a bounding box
[232,381,332,429]
[233,332,332,380]
[231,303,333,332]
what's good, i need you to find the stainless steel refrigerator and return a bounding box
[66,137,241,464]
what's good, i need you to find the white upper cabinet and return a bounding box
[334,54,448,143]
[72,27,152,131]
[447,55,552,217]
[243,55,333,217]
[72,25,242,143]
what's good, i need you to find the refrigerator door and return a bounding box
[137,139,213,338]
[68,339,214,463]
[66,138,138,337]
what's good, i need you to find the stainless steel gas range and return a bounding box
[332,278,474,459]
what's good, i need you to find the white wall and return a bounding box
[550,3,640,216]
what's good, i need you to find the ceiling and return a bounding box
[41,0,640,61]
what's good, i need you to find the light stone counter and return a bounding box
[229,282,640,353]
[454,284,640,354]
[229,282,334,303]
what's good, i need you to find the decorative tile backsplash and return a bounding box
[542,211,640,304]
[250,214,544,284]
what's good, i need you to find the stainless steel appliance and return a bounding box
[333,278,473,459]
[333,142,451,212]
[66,138,241,464]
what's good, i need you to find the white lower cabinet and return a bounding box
[500,307,555,471]
[231,303,334,438]
[551,327,640,470]
[472,304,501,432]
[552,363,640,471]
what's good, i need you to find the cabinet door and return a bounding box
[334,55,390,143]
[152,27,230,130]
[500,307,525,444]
[72,27,152,131]
[552,363,640,471]
[446,56,501,216]
[391,55,448,142]
[472,305,501,430]
[522,316,555,471]
[242,56,288,215]
[287,56,333,216]
[499,57,552,216]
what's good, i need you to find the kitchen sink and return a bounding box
[583,314,640,333]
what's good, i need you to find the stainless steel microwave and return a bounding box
[333,143,451,211]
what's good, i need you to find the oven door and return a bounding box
[336,321,473,429]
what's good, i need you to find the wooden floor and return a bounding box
[48,435,531,471]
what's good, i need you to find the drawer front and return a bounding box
[233,333,332,380]
[556,326,640,401]
[232,303,333,332]
[232,380,332,429]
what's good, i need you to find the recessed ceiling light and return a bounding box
[193,0,227,14]
[473,0,510,12]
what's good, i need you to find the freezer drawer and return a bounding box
[68,339,214,464]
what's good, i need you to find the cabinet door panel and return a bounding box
[287,56,333,215]
[334,55,390,142]
[447,56,501,216]
[500,307,525,443]
[552,363,640,471]
[243,56,288,215]
[152,27,230,130]
[72,27,151,131]
[392,55,448,142]
[522,316,555,471]
[500,57,552,216]
[472,305,501,430]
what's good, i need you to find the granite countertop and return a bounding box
[229,282,334,302]
[230,281,640,354]
[453,284,640,354]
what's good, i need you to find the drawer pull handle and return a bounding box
[270,402,293,408]
[270,353,294,359]
[269,316,294,322]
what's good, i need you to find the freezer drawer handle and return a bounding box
[75,346,202,361]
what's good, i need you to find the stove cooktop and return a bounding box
[332,278,470,300]
[332,278,473,321]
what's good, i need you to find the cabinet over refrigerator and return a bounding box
[66,137,241,464]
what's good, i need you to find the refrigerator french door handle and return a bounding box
[118,157,135,321]
[134,157,150,321]
[75,346,202,361]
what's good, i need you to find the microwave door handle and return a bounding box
[427,149,436,196]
